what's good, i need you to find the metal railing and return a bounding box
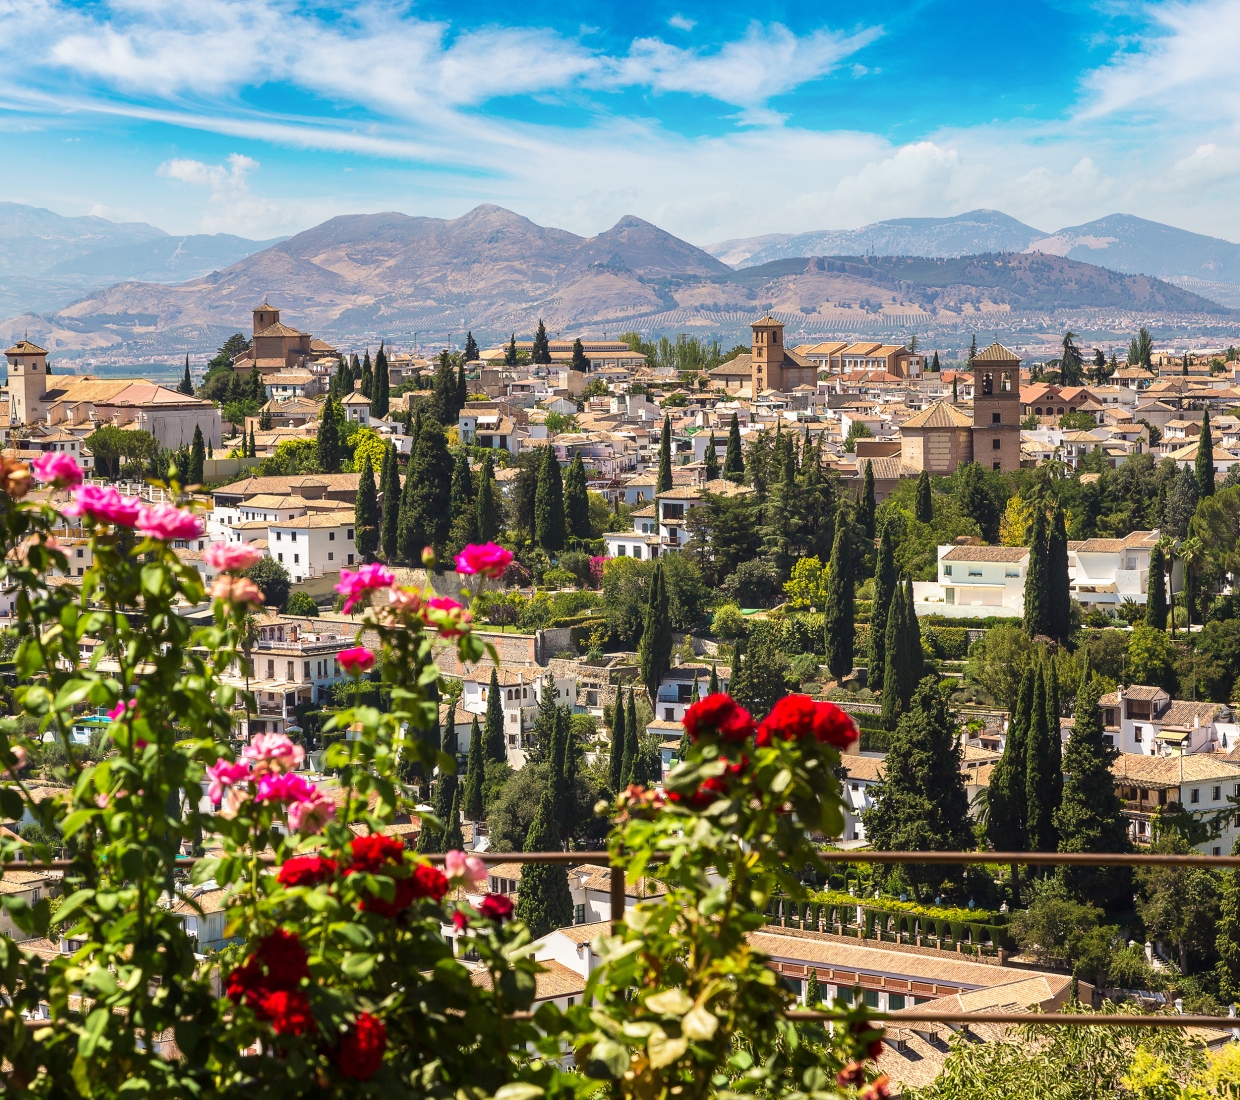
[10,848,1240,1030]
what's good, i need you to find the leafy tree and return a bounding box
[1164,466,1199,538]
[401,418,453,561]
[380,441,400,562]
[1216,837,1240,1001]
[1128,624,1177,691]
[1146,543,1168,629]
[657,415,673,493]
[84,425,158,480]
[729,622,787,718]
[956,462,1001,543]
[483,668,506,764]
[189,425,205,484]
[463,717,485,820]
[514,790,573,938]
[371,344,390,420]
[1059,331,1084,386]
[447,449,477,553]
[570,338,588,371]
[703,433,720,481]
[862,676,973,899]
[1025,662,1061,852]
[1197,407,1216,497]
[868,526,897,691]
[464,332,479,361]
[822,510,855,681]
[284,591,319,617]
[354,453,380,561]
[782,556,828,611]
[609,690,626,791]
[1023,503,1050,638]
[914,470,933,523]
[1138,834,1222,974]
[685,490,761,587]
[564,453,591,540]
[476,453,498,543]
[534,446,566,552]
[638,563,672,699]
[531,320,551,365]
[1055,673,1131,906]
[723,413,744,481]
[316,397,341,474]
[244,557,290,611]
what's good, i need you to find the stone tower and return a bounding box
[5,340,49,426]
[750,315,815,394]
[252,301,280,334]
[971,342,1022,472]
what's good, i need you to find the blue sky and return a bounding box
[1,0,1239,245]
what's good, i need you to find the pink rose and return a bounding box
[444,849,487,890]
[421,597,471,637]
[454,543,514,579]
[31,452,83,488]
[204,542,264,572]
[137,503,203,541]
[206,759,252,804]
[107,698,137,721]
[287,790,337,835]
[243,732,305,772]
[335,563,395,614]
[64,485,142,526]
[211,575,265,607]
[255,771,318,804]
[338,647,375,676]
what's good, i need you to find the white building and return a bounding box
[458,410,521,454]
[912,544,1028,619]
[1113,752,1240,853]
[456,669,578,767]
[268,511,358,582]
[1068,532,1180,612]
[1098,685,1237,757]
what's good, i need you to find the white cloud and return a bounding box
[156,152,293,235]
[668,14,696,32]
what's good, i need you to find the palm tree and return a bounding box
[1179,535,1204,632]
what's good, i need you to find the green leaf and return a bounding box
[682,1006,718,1041]
[78,1006,110,1059]
[647,1027,687,1069]
[60,809,96,840]
[85,967,118,997]
[584,1039,630,1079]
[53,889,95,929]
[190,857,220,886]
[340,953,377,979]
[770,768,792,794]
[494,1085,544,1100]
[645,988,693,1016]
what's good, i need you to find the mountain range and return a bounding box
[3,203,1239,358]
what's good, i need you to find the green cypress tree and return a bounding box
[354,453,380,561]
[626,688,639,758]
[395,430,419,563]
[505,334,518,367]
[1023,504,1050,638]
[1146,544,1168,629]
[1047,500,1071,643]
[657,415,674,494]
[620,692,640,787]
[1197,408,1216,497]
[457,363,467,416]
[534,446,566,552]
[609,690,626,791]
[371,344,390,419]
[260,406,273,431]
[448,448,476,541]
[858,460,876,541]
[905,576,923,685]
[729,641,742,698]
[822,509,855,681]
[476,454,498,543]
[805,967,822,1007]
[914,470,933,523]
[463,717,484,821]
[403,418,454,561]
[250,363,264,405]
[189,425,205,484]
[464,332,479,361]
[932,350,940,372]
[639,564,672,699]
[1055,673,1131,905]
[708,665,719,695]
[704,432,720,481]
[987,666,1034,872]
[180,354,193,396]
[881,583,915,729]
[515,790,574,938]
[443,786,464,851]
[360,349,373,398]
[248,424,257,458]
[861,676,973,900]
[724,413,744,482]
[869,529,897,694]
[483,668,506,764]
[564,453,591,541]
[1217,835,1240,1002]
[532,319,551,364]
[570,338,588,371]
[380,441,400,562]
[1025,662,1062,853]
[317,396,341,474]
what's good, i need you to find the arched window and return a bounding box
[1001,372,1011,391]
[1035,407,1043,416]
[982,373,993,396]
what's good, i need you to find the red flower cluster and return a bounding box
[682,694,755,743]
[347,836,449,916]
[478,893,514,921]
[860,1074,891,1100]
[756,695,857,748]
[277,855,337,888]
[667,776,729,810]
[334,1012,387,1081]
[226,930,315,1036]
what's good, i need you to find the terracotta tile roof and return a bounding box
[471,958,585,1000]
[1111,753,1240,787]
[1098,685,1166,703]
[840,756,885,782]
[900,400,973,430]
[5,340,47,355]
[941,545,1028,563]
[972,342,1021,363]
[545,920,609,945]
[255,322,305,338]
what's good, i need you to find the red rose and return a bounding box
[258,988,316,1036]
[408,862,449,901]
[348,834,406,874]
[867,1039,885,1060]
[226,957,265,1004]
[837,1062,866,1088]
[452,909,471,931]
[722,755,748,777]
[479,893,514,921]
[335,1012,387,1081]
[682,694,754,743]
[254,929,310,989]
[277,855,337,888]
[812,701,858,748]
[668,775,729,810]
[758,694,817,742]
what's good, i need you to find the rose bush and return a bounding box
[0,452,879,1099]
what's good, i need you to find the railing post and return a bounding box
[610,850,625,935]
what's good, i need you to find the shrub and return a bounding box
[284,591,320,617]
[720,559,783,607]
[711,602,747,639]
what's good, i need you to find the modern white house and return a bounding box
[1098,685,1237,757]
[456,669,578,766]
[602,481,753,560]
[1068,532,1181,612]
[267,511,358,582]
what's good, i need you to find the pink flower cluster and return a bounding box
[204,542,264,573]
[211,574,265,607]
[421,596,471,637]
[589,555,605,587]
[107,699,137,721]
[335,563,395,614]
[137,502,203,541]
[65,485,142,526]
[444,849,486,889]
[454,542,513,579]
[31,452,83,489]
[205,733,335,834]
[244,731,306,771]
[338,647,375,677]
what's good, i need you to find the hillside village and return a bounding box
[9,302,1240,1091]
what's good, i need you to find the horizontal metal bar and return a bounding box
[786,1009,1236,1028]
